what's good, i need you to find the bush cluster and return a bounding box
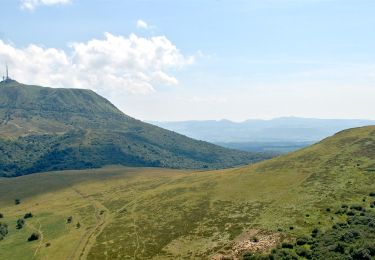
[16,218,25,229]
[242,198,375,260]
[0,223,8,240]
[27,232,39,242]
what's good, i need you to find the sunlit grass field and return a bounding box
[0,126,374,259]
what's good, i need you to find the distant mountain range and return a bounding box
[151,117,375,142]
[151,118,375,153]
[0,80,268,177]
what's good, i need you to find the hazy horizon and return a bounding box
[148,116,375,123]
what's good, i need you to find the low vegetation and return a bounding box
[23,213,33,219]
[27,233,39,242]
[243,196,375,259]
[0,126,373,259]
[0,223,8,240]
[16,219,24,230]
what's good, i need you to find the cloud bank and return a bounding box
[20,0,72,10]
[0,33,194,96]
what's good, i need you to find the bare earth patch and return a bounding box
[212,229,282,260]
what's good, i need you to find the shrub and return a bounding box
[16,218,25,229]
[24,212,33,219]
[0,213,3,218]
[273,249,298,259]
[350,205,364,211]
[296,247,312,258]
[335,209,347,215]
[341,230,361,243]
[365,244,375,256]
[281,242,294,249]
[296,236,309,245]
[337,222,349,228]
[76,222,81,229]
[351,248,371,260]
[369,192,375,197]
[334,243,346,254]
[27,232,39,242]
[0,223,8,240]
[311,229,319,237]
[15,199,20,205]
[243,252,274,260]
[67,216,72,224]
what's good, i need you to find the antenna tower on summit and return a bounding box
[1,63,11,83]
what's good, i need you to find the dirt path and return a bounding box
[25,219,44,259]
[56,174,111,260]
[132,208,141,259]
[33,221,44,258]
[68,186,111,260]
[116,188,144,259]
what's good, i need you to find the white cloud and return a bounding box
[136,20,149,30]
[152,71,178,85]
[20,0,72,10]
[0,33,194,95]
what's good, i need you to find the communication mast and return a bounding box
[2,63,11,82]
[1,63,11,83]
[6,64,9,80]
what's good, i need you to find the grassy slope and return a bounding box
[0,80,267,177]
[0,126,374,259]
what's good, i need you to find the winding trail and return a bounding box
[115,188,144,259]
[68,186,111,260]
[62,176,162,259]
[132,209,141,259]
[33,221,44,258]
[25,219,44,259]
[56,175,112,260]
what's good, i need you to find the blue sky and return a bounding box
[1,0,375,121]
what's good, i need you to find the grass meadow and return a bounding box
[0,127,374,259]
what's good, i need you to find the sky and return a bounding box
[1,0,375,121]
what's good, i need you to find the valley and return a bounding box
[2,2,375,259]
[1,126,374,259]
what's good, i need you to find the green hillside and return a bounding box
[0,80,268,177]
[0,126,374,259]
